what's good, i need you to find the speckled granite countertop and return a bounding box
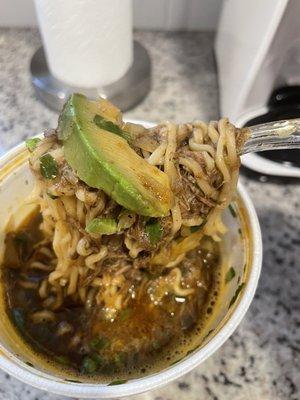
[0,28,299,400]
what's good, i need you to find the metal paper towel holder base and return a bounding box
[30,41,151,112]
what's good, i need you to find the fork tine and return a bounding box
[242,119,300,155]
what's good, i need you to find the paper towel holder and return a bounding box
[30,41,151,112]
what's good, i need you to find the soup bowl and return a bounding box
[0,121,262,398]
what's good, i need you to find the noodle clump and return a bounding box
[27,110,248,321]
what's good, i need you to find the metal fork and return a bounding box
[242,119,300,155]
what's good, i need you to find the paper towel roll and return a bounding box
[34,0,133,88]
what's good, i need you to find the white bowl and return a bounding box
[0,122,262,398]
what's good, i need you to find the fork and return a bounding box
[242,118,300,155]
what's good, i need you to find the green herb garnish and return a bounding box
[39,154,58,180]
[94,115,131,142]
[25,137,41,152]
[81,356,97,374]
[55,355,70,365]
[91,352,103,366]
[86,217,118,235]
[225,267,236,283]
[229,283,245,308]
[90,336,110,351]
[228,204,237,218]
[108,379,127,385]
[145,219,163,245]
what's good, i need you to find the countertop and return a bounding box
[0,28,299,400]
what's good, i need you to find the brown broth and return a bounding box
[2,216,221,379]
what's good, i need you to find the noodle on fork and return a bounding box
[25,115,247,319]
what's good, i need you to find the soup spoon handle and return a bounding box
[242,118,300,155]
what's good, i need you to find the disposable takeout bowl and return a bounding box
[0,121,262,397]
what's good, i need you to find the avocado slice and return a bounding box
[57,94,172,217]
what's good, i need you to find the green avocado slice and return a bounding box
[57,94,172,217]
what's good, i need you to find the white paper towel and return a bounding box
[34,0,133,88]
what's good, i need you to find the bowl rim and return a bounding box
[0,125,262,398]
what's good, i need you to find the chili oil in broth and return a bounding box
[2,214,222,380]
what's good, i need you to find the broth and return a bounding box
[2,215,221,379]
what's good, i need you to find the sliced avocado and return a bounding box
[95,97,122,123]
[93,114,132,143]
[57,94,172,217]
